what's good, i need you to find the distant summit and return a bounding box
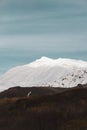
[0,57,87,91]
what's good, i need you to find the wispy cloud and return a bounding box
[0,34,87,52]
[0,0,87,54]
[0,0,87,35]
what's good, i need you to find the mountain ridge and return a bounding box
[0,84,86,98]
[0,57,87,91]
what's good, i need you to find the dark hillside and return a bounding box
[0,86,69,98]
[0,85,87,129]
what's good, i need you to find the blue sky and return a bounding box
[0,0,87,74]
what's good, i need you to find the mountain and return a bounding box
[0,57,87,91]
[0,84,86,98]
[0,86,69,98]
[0,86,87,130]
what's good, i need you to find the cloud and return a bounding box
[0,34,87,52]
[0,0,87,51]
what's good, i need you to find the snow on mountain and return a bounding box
[0,57,87,91]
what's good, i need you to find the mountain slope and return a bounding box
[0,57,87,91]
[0,86,70,98]
[0,87,87,130]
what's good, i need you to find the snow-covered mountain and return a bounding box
[0,57,87,91]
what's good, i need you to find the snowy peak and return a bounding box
[38,56,52,61]
[0,57,87,91]
[28,56,53,67]
[28,57,87,68]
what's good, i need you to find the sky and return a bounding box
[0,0,87,74]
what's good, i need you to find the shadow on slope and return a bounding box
[0,86,69,98]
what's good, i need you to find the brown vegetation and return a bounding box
[0,85,87,130]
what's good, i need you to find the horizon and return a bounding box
[0,0,87,75]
